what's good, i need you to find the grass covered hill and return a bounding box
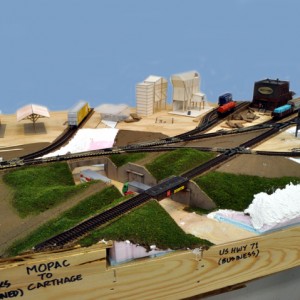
[146,148,216,181]
[3,162,90,217]
[109,152,147,167]
[79,200,212,250]
[109,148,216,181]
[2,161,213,257]
[5,185,123,256]
[195,172,300,211]
[4,153,299,257]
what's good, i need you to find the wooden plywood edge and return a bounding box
[0,227,299,299]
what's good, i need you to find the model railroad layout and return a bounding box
[33,121,300,251]
[1,99,299,251]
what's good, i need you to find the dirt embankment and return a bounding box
[0,143,50,160]
[216,155,300,178]
[114,130,168,147]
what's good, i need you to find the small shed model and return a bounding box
[16,104,50,129]
[136,75,168,116]
[171,71,206,112]
[95,104,130,122]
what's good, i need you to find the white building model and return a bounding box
[136,75,168,116]
[171,71,206,113]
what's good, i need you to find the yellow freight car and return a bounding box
[68,101,90,126]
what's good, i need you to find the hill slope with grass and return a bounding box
[146,148,216,181]
[79,200,212,250]
[3,162,90,217]
[195,172,300,211]
[5,185,123,256]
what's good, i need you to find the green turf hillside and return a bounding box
[6,185,123,256]
[146,148,216,181]
[3,162,90,217]
[195,172,300,211]
[79,200,212,250]
[109,152,147,167]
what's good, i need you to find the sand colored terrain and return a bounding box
[160,198,255,244]
[116,107,208,136]
[0,111,69,148]
[217,154,300,177]
[207,110,273,133]
[208,109,300,152]
[253,126,300,152]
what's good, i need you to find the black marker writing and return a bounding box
[218,242,260,266]
[26,260,70,276]
[0,280,11,289]
[0,288,24,299]
[27,274,82,291]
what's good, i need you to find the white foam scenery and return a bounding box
[42,128,119,157]
[244,183,300,231]
[208,183,300,233]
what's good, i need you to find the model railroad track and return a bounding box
[234,101,251,113]
[19,109,95,161]
[171,123,273,143]
[173,104,220,139]
[21,123,272,165]
[175,101,250,139]
[174,108,218,139]
[123,102,251,149]
[0,116,296,170]
[239,122,290,148]
[33,151,234,251]
[0,120,294,169]
[34,176,189,251]
[255,150,300,156]
[125,144,300,157]
[19,127,78,161]
[182,152,233,179]
[0,101,257,168]
[33,121,300,251]
[34,192,152,251]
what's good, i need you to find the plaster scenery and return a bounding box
[42,128,119,157]
[208,183,300,234]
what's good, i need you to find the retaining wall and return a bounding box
[171,180,216,210]
[68,159,216,209]
[118,162,157,186]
